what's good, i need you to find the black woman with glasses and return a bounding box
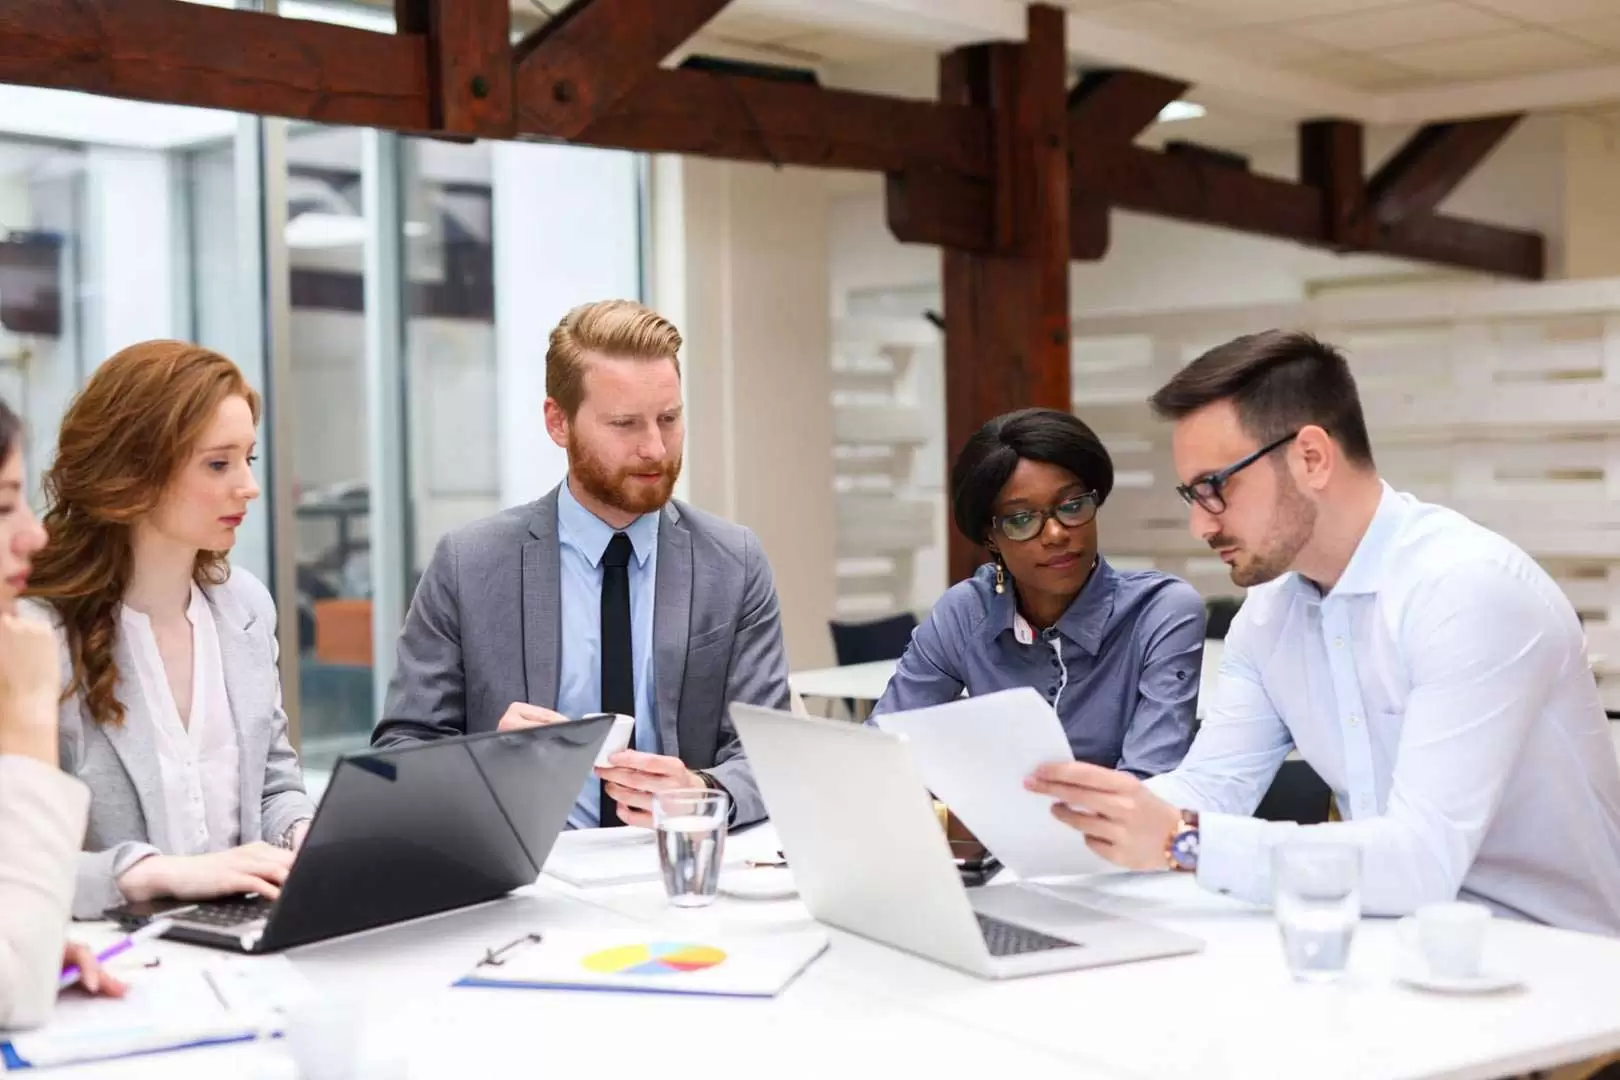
[869,407,1204,778]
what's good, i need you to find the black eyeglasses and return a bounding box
[991,491,1099,543]
[1175,432,1299,514]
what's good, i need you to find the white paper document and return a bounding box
[541,823,783,888]
[876,686,1116,879]
[2,955,308,1071]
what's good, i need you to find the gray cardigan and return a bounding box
[23,568,314,919]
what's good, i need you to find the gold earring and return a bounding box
[993,559,1006,594]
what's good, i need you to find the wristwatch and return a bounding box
[1165,809,1200,873]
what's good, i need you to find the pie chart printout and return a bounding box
[581,942,728,976]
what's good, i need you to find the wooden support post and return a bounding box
[397,0,514,137]
[940,4,1071,585]
[1299,119,1368,251]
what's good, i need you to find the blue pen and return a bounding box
[59,919,175,991]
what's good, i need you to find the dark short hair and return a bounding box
[0,397,17,469]
[1148,330,1374,466]
[950,408,1115,546]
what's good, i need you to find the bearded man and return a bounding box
[1023,329,1620,936]
[374,300,788,829]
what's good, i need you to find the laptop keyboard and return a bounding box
[176,897,275,928]
[975,912,1080,957]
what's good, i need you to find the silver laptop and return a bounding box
[731,703,1202,979]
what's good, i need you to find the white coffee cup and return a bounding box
[1402,901,1491,979]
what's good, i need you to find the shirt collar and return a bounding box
[984,555,1119,656]
[1283,480,1406,600]
[123,583,209,627]
[557,477,659,568]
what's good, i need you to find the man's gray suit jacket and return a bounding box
[372,485,791,825]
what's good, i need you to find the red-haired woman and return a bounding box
[23,341,314,919]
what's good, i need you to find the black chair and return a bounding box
[1254,759,1334,825]
[1204,596,1244,640]
[827,613,919,719]
[829,613,919,667]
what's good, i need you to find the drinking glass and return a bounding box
[1272,840,1361,982]
[653,788,730,908]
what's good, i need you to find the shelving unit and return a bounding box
[829,316,941,619]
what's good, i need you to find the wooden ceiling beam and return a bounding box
[1074,145,1322,244]
[0,0,431,130]
[1378,213,1544,280]
[1367,115,1522,224]
[0,4,1545,280]
[514,0,735,141]
[1068,70,1187,149]
[572,67,991,177]
[397,0,513,136]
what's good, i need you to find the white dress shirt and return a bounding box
[1149,484,1620,936]
[120,585,241,856]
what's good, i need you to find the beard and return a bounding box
[568,437,682,517]
[1210,474,1316,588]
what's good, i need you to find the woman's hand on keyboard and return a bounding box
[117,842,295,903]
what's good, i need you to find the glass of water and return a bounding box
[653,788,730,908]
[1272,840,1361,982]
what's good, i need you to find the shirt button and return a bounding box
[1333,637,1344,648]
[1347,715,1360,726]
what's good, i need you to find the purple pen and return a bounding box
[58,919,174,991]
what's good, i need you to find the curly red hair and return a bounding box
[25,340,260,727]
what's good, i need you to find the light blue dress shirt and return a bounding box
[556,479,661,829]
[1149,484,1620,935]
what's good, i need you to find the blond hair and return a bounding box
[546,300,683,417]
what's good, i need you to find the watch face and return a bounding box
[1171,829,1200,871]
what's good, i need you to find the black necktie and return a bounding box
[599,532,635,826]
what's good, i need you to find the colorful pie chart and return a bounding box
[581,942,727,976]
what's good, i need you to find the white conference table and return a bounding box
[47,824,1620,1080]
[790,640,1228,720]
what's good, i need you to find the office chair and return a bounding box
[827,613,918,720]
[829,613,919,667]
[1254,759,1334,825]
[1204,596,1244,640]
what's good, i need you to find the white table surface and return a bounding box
[789,640,1227,720]
[38,824,1620,1080]
[788,659,899,705]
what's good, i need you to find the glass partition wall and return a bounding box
[0,95,645,791]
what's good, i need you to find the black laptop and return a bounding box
[106,714,613,953]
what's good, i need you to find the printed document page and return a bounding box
[876,687,1116,879]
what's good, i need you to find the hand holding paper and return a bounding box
[875,686,1116,879]
[1025,761,1184,870]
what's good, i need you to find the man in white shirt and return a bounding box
[1027,329,1620,936]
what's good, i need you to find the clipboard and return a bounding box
[455,927,829,999]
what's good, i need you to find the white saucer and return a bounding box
[717,867,798,901]
[1396,962,1523,995]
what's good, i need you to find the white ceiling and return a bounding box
[1058,0,1620,87]
[708,0,1620,123]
